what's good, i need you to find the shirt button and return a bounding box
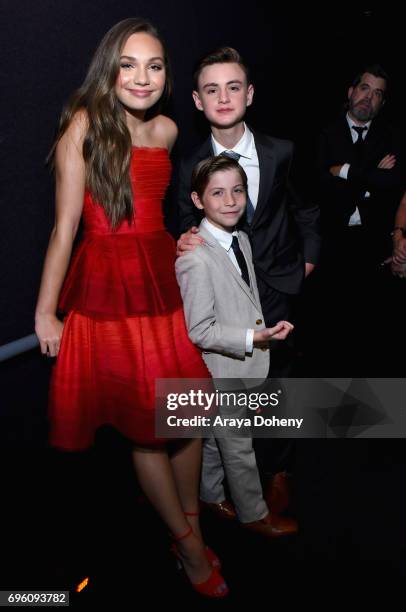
[256,319,262,325]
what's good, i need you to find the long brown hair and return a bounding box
[50,18,172,228]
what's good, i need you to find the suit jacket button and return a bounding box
[261,347,268,352]
[256,319,262,325]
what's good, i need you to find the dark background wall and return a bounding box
[0,3,404,442]
[1,4,406,590]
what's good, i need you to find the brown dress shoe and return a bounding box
[264,471,291,515]
[201,500,237,520]
[243,512,298,538]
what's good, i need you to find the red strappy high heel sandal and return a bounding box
[183,511,221,570]
[172,526,229,598]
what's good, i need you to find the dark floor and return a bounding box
[2,432,406,607]
[1,333,406,606]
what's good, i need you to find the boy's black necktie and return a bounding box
[221,150,255,224]
[231,235,250,287]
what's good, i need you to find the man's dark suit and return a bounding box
[317,114,402,263]
[178,130,321,332]
[314,114,402,376]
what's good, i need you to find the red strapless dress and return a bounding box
[49,147,209,449]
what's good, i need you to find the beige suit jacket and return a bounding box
[175,224,269,380]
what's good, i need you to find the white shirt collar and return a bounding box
[211,123,254,159]
[346,113,371,133]
[201,218,238,251]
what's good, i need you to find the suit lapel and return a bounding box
[362,120,384,162]
[195,137,214,162]
[252,131,276,225]
[198,225,259,309]
[239,234,263,310]
[340,116,354,149]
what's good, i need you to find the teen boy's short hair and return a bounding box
[193,47,250,90]
[191,155,248,198]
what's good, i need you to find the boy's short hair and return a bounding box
[191,155,248,198]
[193,47,250,90]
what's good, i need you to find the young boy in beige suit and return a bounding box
[175,155,297,537]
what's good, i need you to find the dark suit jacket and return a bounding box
[317,115,402,260]
[177,130,321,297]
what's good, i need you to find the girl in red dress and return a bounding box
[34,18,227,598]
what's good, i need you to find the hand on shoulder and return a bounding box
[176,227,204,257]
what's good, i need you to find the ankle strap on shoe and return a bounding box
[172,525,193,542]
[184,510,199,517]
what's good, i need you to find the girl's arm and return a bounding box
[392,191,406,264]
[35,113,87,356]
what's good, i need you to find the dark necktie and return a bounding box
[352,126,367,161]
[351,125,368,221]
[231,235,250,287]
[221,150,255,224]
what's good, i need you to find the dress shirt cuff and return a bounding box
[246,329,254,354]
[339,163,350,179]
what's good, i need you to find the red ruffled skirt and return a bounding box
[50,308,210,450]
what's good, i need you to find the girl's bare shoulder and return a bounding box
[57,109,89,157]
[151,115,178,150]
